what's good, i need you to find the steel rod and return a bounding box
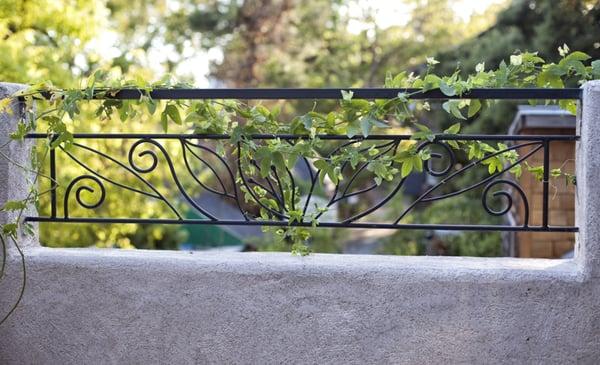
[28,87,582,100]
[24,133,581,141]
[24,217,578,232]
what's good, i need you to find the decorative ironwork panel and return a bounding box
[26,133,578,232]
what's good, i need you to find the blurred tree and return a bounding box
[436,0,600,133]
[0,0,191,249]
[0,0,104,86]
[174,0,505,87]
[0,0,512,253]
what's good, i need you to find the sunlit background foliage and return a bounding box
[2,0,599,254]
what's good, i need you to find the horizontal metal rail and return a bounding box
[31,87,582,100]
[24,217,578,232]
[25,133,580,141]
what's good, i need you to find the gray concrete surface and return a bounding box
[0,83,37,248]
[577,80,600,278]
[1,249,598,364]
[0,82,599,364]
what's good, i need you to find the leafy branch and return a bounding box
[0,47,598,259]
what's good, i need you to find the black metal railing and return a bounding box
[24,88,580,233]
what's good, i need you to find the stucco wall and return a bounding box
[1,82,599,364]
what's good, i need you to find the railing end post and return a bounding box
[576,80,600,276]
[0,82,39,249]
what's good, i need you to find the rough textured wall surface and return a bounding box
[577,81,600,278]
[0,249,599,364]
[0,82,599,364]
[0,83,37,247]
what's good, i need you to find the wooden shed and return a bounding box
[505,106,576,258]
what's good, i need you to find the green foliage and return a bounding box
[436,0,600,134]
[0,0,104,87]
[156,0,504,88]
[4,46,594,254]
[380,195,502,257]
[1,47,598,253]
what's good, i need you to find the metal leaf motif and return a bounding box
[27,134,576,233]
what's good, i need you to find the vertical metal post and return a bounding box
[542,139,550,228]
[50,144,57,218]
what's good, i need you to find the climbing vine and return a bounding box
[0,46,598,324]
[0,46,598,259]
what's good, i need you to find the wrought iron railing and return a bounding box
[24,88,580,233]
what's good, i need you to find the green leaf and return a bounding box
[468,142,494,160]
[521,52,545,64]
[592,60,600,78]
[255,146,273,177]
[328,167,340,185]
[272,151,286,172]
[348,99,370,110]
[49,131,73,149]
[259,158,272,178]
[291,242,311,256]
[0,98,11,113]
[9,122,30,141]
[286,152,299,170]
[391,72,407,88]
[547,63,567,77]
[443,122,461,135]
[401,159,413,178]
[165,104,182,124]
[288,210,303,224]
[360,117,372,137]
[358,115,387,137]
[160,111,168,132]
[526,164,544,182]
[486,157,503,174]
[313,159,330,172]
[313,161,327,181]
[442,101,466,120]
[439,80,456,96]
[510,164,522,178]
[146,99,157,115]
[371,118,389,128]
[467,99,481,118]
[565,51,591,62]
[414,123,431,132]
[300,114,312,130]
[495,60,509,86]
[447,140,459,149]
[537,70,564,88]
[422,74,441,90]
[118,101,130,122]
[412,123,435,142]
[2,223,17,236]
[418,148,431,161]
[551,168,562,178]
[2,200,28,211]
[559,100,577,115]
[397,92,409,102]
[413,155,423,172]
[346,120,361,138]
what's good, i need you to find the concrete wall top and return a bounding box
[1,82,599,364]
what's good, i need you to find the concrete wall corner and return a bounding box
[0,82,38,249]
[576,80,600,277]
